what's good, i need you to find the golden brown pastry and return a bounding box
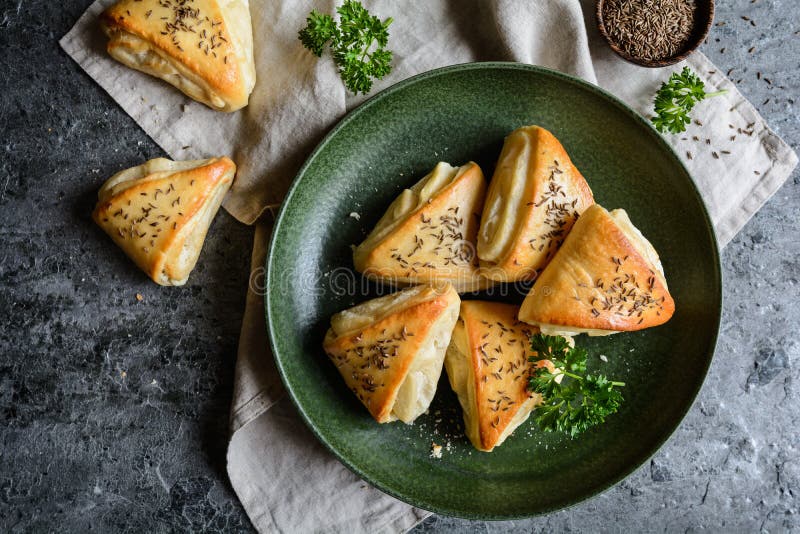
[444,301,572,452]
[477,126,594,282]
[518,204,675,336]
[323,284,460,424]
[93,157,235,286]
[353,162,491,293]
[100,0,256,111]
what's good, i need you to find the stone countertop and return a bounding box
[0,1,797,532]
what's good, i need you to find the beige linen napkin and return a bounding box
[61,1,797,532]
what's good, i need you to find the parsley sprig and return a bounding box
[299,1,393,95]
[528,334,625,438]
[651,67,727,134]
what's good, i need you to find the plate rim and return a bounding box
[264,61,722,520]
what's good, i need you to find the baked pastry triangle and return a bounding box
[323,284,460,424]
[519,204,675,336]
[353,162,491,293]
[478,125,594,282]
[93,157,235,286]
[100,0,256,111]
[445,301,558,452]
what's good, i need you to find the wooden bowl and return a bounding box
[596,0,715,68]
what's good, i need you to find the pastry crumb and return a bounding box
[135,293,143,302]
[349,212,361,221]
[430,442,442,459]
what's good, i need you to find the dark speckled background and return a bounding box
[1,0,798,532]
[0,2,253,531]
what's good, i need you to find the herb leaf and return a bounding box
[651,67,727,134]
[528,334,625,438]
[298,1,394,95]
[298,11,337,57]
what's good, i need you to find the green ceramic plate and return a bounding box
[266,63,721,519]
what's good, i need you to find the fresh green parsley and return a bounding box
[528,334,625,438]
[651,67,727,134]
[298,1,393,95]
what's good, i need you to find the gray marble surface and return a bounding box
[0,0,797,532]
